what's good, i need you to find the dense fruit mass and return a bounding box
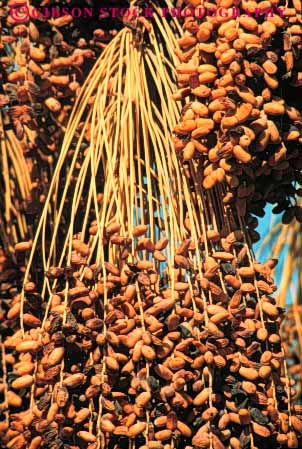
[172,0,302,231]
[1,1,302,449]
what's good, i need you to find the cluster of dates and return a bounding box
[173,0,302,227]
[1,223,302,449]
[0,0,119,253]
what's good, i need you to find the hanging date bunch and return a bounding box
[0,1,302,449]
[0,0,118,254]
[0,0,121,310]
[0,0,121,358]
[0,1,88,265]
[172,0,302,231]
